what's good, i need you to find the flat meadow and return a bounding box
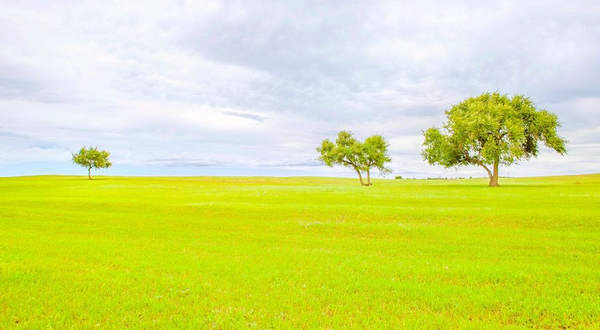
[0,174,598,329]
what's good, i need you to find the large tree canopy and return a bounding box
[72,146,112,179]
[422,92,567,186]
[317,131,392,186]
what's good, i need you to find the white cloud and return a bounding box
[1,0,599,177]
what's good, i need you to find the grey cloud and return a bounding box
[221,111,269,122]
[170,0,600,129]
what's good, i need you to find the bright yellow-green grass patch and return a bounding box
[1,175,599,329]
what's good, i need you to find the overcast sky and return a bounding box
[1,0,599,178]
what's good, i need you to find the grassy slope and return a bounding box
[0,174,598,329]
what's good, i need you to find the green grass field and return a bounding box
[1,174,599,329]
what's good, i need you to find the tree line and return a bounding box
[74,92,568,186]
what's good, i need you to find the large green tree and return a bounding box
[72,146,112,179]
[317,131,392,186]
[422,92,567,186]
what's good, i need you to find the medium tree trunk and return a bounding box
[88,167,92,180]
[480,164,493,184]
[355,168,366,186]
[366,169,372,186]
[489,161,500,187]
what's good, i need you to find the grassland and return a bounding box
[0,174,599,329]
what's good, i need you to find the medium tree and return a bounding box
[317,131,392,186]
[72,146,112,179]
[422,92,567,186]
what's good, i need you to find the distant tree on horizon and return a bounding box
[422,92,567,187]
[317,131,392,186]
[72,146,112,179]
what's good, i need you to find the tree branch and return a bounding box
[341,159,359,170]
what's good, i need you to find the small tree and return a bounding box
[422,92,567,186]
[317,131,392,186]
[72,146,112,179]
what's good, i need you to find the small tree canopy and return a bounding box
[317,131,392,186]
[72,146,112,179]
[422,92,567,186]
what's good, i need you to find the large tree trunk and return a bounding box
[88,167,92,180]
[355,168,366,186]
[489,161,500,187]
